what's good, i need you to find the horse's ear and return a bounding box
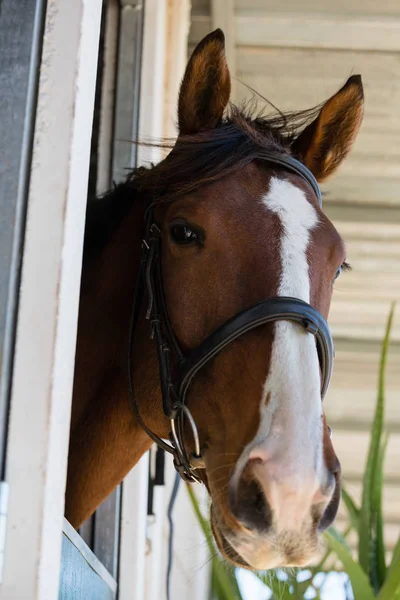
[178,29,231,135]
[292,75,364,182]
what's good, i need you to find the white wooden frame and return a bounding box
[1,1,102,598]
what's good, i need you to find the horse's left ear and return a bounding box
[292,75,364,182]
[178,29,231,135]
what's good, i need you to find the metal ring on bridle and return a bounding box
[170,403,201,466]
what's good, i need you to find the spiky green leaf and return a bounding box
[313,524,352,573]
[373,434,389,591]
[341,487,360,532]
[389,535,400,575]
[377,535,400,600]
[324,529,375,600]
[187,484,242,599]
[381,532,400,600]
[358,304,395,578]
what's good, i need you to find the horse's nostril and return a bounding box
[229,468,272,532]
[318,474,341,532]
[255,490,265,515]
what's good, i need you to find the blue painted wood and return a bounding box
[59,520,117,600]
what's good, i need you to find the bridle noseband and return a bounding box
[128,152,334,483]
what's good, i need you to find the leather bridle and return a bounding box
[128,151,335,483]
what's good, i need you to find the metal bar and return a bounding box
[112,1,144,183]
[93,487,121,579]
[0,0,47,480]
[78,515,94,549]
[96,0,120,195]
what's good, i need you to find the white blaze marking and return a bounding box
[258,177,322,486]
[267,178,317,303]
[227,178,326,567]
[233,177,322,475]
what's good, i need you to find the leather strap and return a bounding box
[179,297,333,402]
[258,152,322,207]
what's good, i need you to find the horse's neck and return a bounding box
[66,197,164,528]
[71,200,143,427]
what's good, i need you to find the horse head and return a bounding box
[134,29,364,569]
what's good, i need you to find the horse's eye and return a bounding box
[334,265,343,281]
[334,261,351,283]
[170,224,200,246]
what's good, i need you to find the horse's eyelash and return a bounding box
[342,261,352,271]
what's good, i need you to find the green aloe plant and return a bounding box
[187,484,243,599]
[189,304,399,599]
[324,303,400,599]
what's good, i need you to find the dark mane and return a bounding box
[84,100,322,260]
[83,181,139,262]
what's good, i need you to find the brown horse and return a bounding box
[66,29,363,569]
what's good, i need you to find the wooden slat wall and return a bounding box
[190,0,400,560]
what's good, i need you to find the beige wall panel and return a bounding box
[191,0,209,15]
[345,526,400,551]
[235,0,400,16]
[337,482,400,523]
[333,431,400,479]
[191,14,400,51]
[325,352,400,427]
[329,300,399,342]
[236,47,400,84]
[322,176,400,207]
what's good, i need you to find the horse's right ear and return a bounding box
[291,75,364,182]
[178,29,231,135]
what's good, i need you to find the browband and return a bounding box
[258,152,322,207]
